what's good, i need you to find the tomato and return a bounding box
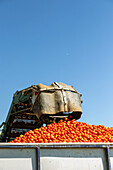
[9,119,113,143]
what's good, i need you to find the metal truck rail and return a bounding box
[0,143,113,170]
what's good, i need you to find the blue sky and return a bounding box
[0,0,113,127]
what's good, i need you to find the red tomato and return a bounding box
[9,119,113,143]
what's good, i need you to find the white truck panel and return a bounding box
[0,148,36,170]
[40,148,106,170]
[0,158,32,170]
[0,143,112,170]
[109,149,113,170]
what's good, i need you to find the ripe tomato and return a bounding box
[9,119,113,144]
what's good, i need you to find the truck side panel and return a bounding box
[40,148,106,170]
[0,148,36,170]
[0,143,112,170]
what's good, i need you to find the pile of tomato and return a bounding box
[9,119,113,143]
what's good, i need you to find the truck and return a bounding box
[0,143,112,170]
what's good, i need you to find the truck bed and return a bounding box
[0,143,112,170]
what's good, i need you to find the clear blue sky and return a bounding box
[0,0,113,127]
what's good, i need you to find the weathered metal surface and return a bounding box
[33,82,82,117]
[0,147,36,170]
[0,143,112,170]
[0,82,82,142]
